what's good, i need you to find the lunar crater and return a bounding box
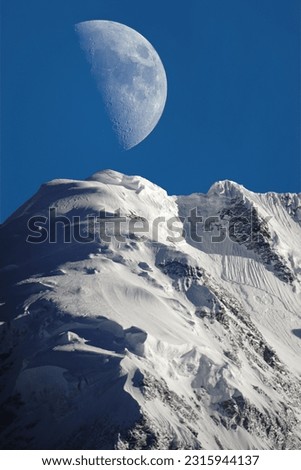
[76,20,167,150]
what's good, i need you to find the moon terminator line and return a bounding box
[75,20,167,150]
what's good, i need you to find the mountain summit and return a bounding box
[0,170,301,449]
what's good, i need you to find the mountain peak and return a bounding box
[207,180,249,198]
[86,169,127,184]
[86,169,165,196]
[1,171,301,450]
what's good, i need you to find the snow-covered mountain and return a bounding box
[0,169,301,449]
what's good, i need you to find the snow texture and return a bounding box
[0,170,300,449]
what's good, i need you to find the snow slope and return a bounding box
[0,170,300,449]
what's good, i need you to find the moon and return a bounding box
[75,20,167,150]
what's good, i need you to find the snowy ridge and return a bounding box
[0,170,300,449]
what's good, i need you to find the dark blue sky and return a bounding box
[1,0,300,221]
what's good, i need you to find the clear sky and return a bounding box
[1,0,300,221]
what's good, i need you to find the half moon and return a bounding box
[75,20,167,150]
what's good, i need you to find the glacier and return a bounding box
[0,169,300,449]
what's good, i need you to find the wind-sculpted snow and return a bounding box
[0,170,300,449]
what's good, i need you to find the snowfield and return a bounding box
[0,170,300,449]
